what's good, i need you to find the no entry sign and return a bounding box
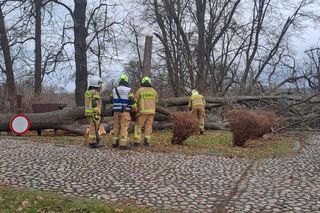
[10,114,31,135]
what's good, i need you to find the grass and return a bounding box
[144,130,297,159]
[0,186,155,213]
[1,130,298,160]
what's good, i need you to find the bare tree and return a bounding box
[51,0,88,106]
[0,2,17,112]
[239,0,311,95]
[304,47,320,92]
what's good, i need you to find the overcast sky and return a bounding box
[1,0,320,92]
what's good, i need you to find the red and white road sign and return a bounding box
[10,114,30,135]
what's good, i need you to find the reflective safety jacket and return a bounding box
[135,87,158,114]
[188,94,206,109]
[85,89,102,116]
[110,85,135,112]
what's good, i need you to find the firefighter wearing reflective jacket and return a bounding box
[133,76,158,146]
[85,76,104,148]
[188,89,206,135]
[110,74,135,150]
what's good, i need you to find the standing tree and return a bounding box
[0,3,16,112]
[34,0,42,96]
[51,0,88,106]
[143,33,153,77]
[74,0,87,106]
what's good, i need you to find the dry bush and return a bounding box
[171,112,200,145]
[227,110,278,147]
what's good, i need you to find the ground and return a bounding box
[0,131,319,212]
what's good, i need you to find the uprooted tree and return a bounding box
[0,94,319,136]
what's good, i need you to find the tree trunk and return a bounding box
[74,0,88,106]
[1,95,318,134]
[0,107,85,133]
[0,6,16,112]
[195,0,206,93]
[34,0,42,96]
[143,34,153,77]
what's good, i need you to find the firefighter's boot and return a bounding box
[143,138,150,146]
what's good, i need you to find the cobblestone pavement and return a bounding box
[0,136,320,212]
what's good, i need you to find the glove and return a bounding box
[132,106,139,113]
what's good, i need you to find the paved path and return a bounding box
[0,136,319,212]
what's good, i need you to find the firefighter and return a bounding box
[85,75,104,148]
[110,74,135,150]
[188,89,206,134]
[133,76,158,146]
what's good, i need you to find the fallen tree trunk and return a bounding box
[157,95,320,107]
[1,95,318,135]
[0,107,85,132]
[0,104,167,132]
[0,105,227,135]
[103,95,320,107]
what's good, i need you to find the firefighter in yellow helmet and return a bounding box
[84,75,104,148]
[110,74,135,150]
[188,89,206,134]
[133,76,158,146]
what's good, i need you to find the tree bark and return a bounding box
[195,0,206,92]
[143,34,153,77]
[0,5,16,112]
[34,0,42,96]
[74,0,88,106]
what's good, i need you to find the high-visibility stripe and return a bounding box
[113,99,130,104]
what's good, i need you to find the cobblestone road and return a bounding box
[0,136,319,212]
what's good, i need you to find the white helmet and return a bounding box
[88,76,103,88]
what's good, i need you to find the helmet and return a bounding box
[141,76,151,85]
[191,89,199,96]
[118,74,129,84]
[88,76,103,88]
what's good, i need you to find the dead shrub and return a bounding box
[227,110,278,147]
[171,112,200,145]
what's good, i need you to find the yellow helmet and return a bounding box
[141,76,151,84]
[118,74,129,83]
[191,89,199,96]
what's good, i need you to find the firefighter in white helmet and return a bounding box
[84,75,104,148]
[188,89,206,134]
